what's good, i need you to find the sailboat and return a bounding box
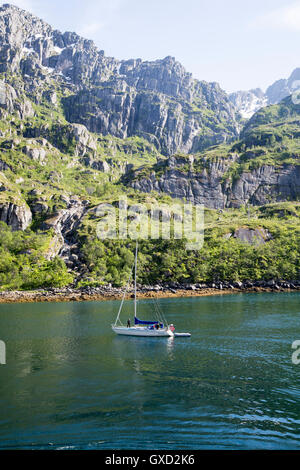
[112,242,191,338]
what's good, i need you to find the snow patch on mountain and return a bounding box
[229,88,267,119]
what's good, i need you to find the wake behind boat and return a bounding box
[112,242,190,338]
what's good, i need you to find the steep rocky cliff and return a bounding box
[128,95,300,208]
[0,3,239,156]
[0,201,32,230]
[129,154,300,209]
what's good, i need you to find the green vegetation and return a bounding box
[0,223,73,290]
[77,203,300,287]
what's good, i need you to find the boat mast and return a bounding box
[134,240,138,319]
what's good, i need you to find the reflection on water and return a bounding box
[0,293,299,450]
[166,337,175,357]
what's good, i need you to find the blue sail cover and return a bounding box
[135,317,163,328]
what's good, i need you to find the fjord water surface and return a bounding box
[0,292,299,449]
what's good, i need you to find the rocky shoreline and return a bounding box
[0,280,299,304]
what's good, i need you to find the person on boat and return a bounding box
[169,324,175,332]
[155,323,159,330]
[127,319,131,328]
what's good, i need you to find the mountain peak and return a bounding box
[1,3,35,16]
[0,2,53,41]
[0,2,239,156]
[1,3,21,10]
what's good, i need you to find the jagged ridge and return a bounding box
[0,3,239,156]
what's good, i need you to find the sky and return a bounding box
[3,0,300,93]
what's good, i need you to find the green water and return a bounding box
[0,292,299,450]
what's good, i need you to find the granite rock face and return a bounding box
[130,156,300,209]
[0,202,32,230]
[0,80,34,119]
[232,227,272,245]
[62,57,239,156]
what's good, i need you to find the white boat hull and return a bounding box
[112,326,174,337]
